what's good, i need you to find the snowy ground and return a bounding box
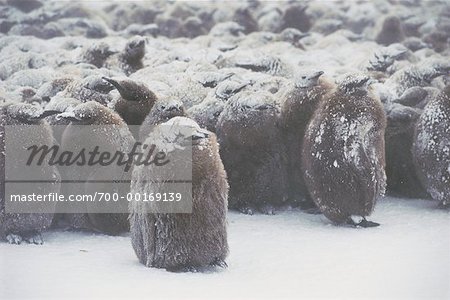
[0,196,449,300]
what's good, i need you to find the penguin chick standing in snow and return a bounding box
[375,16,405,46]
[58,101,135,235]
[280,70,332,209]
[103,77,157,127]
[104,36,146,75]
[302,74,387,227]
[130,117,228,271]
[216,90,288,214]
[413,85,450,208]
[0,102,60,244]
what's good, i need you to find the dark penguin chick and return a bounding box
[6,0,42,13]
[402,37,428,52]
[233,7,258,34]
[384,102,428,198]
[193,72,234,89]
[413,85,450,208]
[385,59,450,99]
[139,96,186,141]
[105,36,146,75]
[280,70,332,209]
[57,101,135,235]
[32,77,74,103]
[366,44,408,72]
[130,117,228,271]
[279,28,309,49]
[216,91,288,214]
[103,77,157,127]
[302,74,387,227]
[0,102,60,244]
[376,16,406,46]
[214,79,249,101]
[79,42,116,68]
[60,75,115,106]
[279,4,311,32]
[187,96,225,133]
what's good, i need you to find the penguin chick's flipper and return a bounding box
[23,231,44,245]
[6,234,23,245]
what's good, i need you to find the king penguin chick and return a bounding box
[103,77,157,127]
[413,85,450,208]
[216,90,288,214]
[375,16,406,46]
[104,36,146,75]
[302,74,387,227]
[0,102,60,244]
[130,117,228,271]
[280,70,332,209]
[139,96,186,141]
[57,101,135,235]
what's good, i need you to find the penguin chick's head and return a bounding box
[103,77,156,103]
[6,103,58,124]
[83,75,116,94]
[148,96,186,125]
[337,73,373,94]
[231,90,279,114]
[147,117,211,154]
[293,70,324,88]
[123,36,146,61]
[57,101,119,125]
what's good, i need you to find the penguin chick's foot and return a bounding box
[210,258,228,269]
[239,206,254,215]
[260,204,276,215]
[23,232,44,245]
[6,234,23,245]
[347,216,380,228]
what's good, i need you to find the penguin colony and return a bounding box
[0,0,449,271]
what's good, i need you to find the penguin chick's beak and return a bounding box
[191,131,209,141]
[34,110,62,119]
[102,77,127,95]
[311,71,324,79]
[56,111,81,122]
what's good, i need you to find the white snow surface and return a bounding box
[1,197,449,300]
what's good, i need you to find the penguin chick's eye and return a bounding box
[160,106,166,110]
[257,105,271,110]
[302,76,307,79]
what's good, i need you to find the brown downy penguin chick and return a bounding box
[103,77,157,127]
[413,85,450,208]
[104,36,146,75]
[130,117,228,271]
[280,70,332,209]
[57,101,135,235]
[139,96,186,141]
[0,102,60,244]
[384,102,428,198]
[59,75,115,106]
[376,16,406,46]
[302,74,387,227]
[216,90,288,214]
[79,42,116,68]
